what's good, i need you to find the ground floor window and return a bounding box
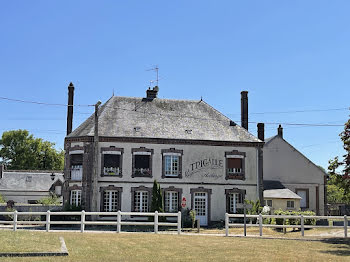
[229,193,243,213]
[70,190,81,206]
[264,199,272,207]
[164,191,179,212]
[134,191,149,212]
[287,200,295,209]
[103,190,119,212]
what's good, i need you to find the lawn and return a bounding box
[0,230,349,261]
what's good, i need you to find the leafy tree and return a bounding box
[327,113,350,204]
[151,180,164,213]
[0,130,64,170]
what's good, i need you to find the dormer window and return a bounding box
[132,148,153,178]
[101,147,123,177]
[225,150,246,180]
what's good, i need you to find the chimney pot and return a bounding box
[257,123,265,141]
[278,124,283,138]
[241,91,248,130]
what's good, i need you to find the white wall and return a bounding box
[263,136,326,214]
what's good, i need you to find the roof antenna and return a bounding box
[146,65,159,87]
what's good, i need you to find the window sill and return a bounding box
[101,174,122,177]
[132,173,152,178]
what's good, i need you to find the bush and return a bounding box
[37,193,60,205]
[0,194,5,203]
[181,208,196,228]
[272,209,316,226]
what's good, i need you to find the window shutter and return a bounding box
[227,158,242,168]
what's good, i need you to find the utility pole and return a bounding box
[91,101,101,215]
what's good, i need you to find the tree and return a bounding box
[151,180,164,213]
[327,113,350,204]
[0,130,64,170]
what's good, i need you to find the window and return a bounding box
[164,155,179,177]
[103,154,121,176]
[287,200,295,209]
[134,191,149,212]
[164,191,179,212]
[132,148,153,177]
[296,189,309,208]
[55,186,62,196]
[103,191,119,212]
[264,200,272,207]
[28,200,38,204]
[225,151,246,180]
[229,193,243,213]
[70,190,81,206]
[70,154,83,180]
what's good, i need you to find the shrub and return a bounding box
[181,208,196,228]
[37,193,60,205]
[0,194,5,203]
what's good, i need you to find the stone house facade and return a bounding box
[62,85,264,225]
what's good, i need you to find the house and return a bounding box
[62,83,264,225]
[263,126,327,215]
[263,182,302,212]
[0,165,64,204]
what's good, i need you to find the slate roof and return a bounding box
[264,189,302,199]
[0,170,64,192]
[263,180,286,190]
[68,96,261,143]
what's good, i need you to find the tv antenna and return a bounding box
[146,65,159,87]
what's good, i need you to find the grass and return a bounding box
[0,230,350,261]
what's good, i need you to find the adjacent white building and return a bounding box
[63,85,264,225]
[0,167,64,204]
[263,126,327,215]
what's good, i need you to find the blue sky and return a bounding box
[0,1,349,170]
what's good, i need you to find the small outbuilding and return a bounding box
[263,188,302,212]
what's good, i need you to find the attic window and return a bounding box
[185,129,192,134]
[134,127,141,132]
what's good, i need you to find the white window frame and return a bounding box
[164,191,179,212]
[229,193,243,213]
[70,190,81,206]
[134,191,149,212]
[164,154,180,177]
[103,190,119,212]
[287,200,295,209]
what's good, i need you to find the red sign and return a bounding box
[181,197,187,208]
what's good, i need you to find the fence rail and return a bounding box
[225,213,348,237]
[0,210,182,234]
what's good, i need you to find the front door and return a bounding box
[194,192,208,226]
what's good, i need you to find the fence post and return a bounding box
[344,215,348,238]
[301,215,304,237]
[46,210,50,232]
[177,211,181,234]
[117,211,121,233]
[225,213,229,237]
[81,210,85,233]
[13,210,17,231]
[154,211,158,234]
[259,213,262,236]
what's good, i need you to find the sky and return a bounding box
[0,1,349,170]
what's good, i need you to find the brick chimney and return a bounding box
[66,82,74,136]
[241,91,248,130]
[146,86,159,100]
[278,124,283,138]
[257,123,264,141]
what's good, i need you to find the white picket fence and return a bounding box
[0,211,182,234]
[225,213,348,237]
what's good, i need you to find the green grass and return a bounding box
[0,230,349,261]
